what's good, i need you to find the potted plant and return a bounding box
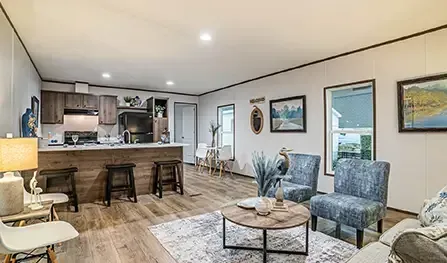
[252,151,289,215]
[209,121,221,147]
[123,96,133,107]
[155,105,166,118]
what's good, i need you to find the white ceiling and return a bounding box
[2,0,447,95]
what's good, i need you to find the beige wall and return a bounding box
[41,81,198,140]
[198,28,447,213]
[0,10,41,138]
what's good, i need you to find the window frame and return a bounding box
[217,103,235,160]
[323,79,376,176]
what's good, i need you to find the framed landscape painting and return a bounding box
[270,95,306,132]
[398,73,447,132]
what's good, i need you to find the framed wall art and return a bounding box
[270,95,306,132]
[397,73,447,132]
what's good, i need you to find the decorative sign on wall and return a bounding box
[249,97,266,104]
[250,106,264,134]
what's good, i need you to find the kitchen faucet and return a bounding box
[122,130,131,144]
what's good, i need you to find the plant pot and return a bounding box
[125,102,131,107]
[255,197,272,216]
[157,112,163,118]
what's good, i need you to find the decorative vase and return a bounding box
[255,197,272,216]
[125,102,131,107]
[157,112,163,118]
[211,135,216,147]
[21,108,37,137]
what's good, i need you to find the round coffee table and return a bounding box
[221,199,310,263]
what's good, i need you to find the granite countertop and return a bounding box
[38,142,188,152]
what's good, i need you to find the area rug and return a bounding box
[149,211,358,263]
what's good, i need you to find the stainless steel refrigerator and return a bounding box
[118,112,153,143]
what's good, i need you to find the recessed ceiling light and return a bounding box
[102,73,111,78]
[166,81,175,86]
[200,33,212,41]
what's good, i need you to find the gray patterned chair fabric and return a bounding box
[310,159,390,248]
[267,153,321,203]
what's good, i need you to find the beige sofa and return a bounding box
[347,218,447,263]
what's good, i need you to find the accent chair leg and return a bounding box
[356,229,364,249]
[335,223,341,238]
[3,254,11,263]
[311,215,317,231]
[377,219,383,233]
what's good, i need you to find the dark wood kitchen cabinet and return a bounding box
[41,91,65,124]
[64,93,82,109]
[65,93,98,110]
[98,95,117,125]
[82,94,99,109]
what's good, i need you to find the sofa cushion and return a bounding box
[379,218,421,246]
[267,181,313,203]
[346,242,389,263]
[389,224,447,263]
[310,192,385,229]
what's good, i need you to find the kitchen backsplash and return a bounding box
[41,115,118,141]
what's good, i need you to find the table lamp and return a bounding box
[0,138,38,216]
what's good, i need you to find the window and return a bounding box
[324,80,376,175]
[217,104,235,159]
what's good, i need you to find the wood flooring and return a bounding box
[6,165,415,262]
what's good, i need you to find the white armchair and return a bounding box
[24,187,69,221]
[0,219,78,263]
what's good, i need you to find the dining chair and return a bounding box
[195,143,208,172]
[0,219,79,263]
[213,145,233,177]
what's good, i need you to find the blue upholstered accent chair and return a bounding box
[310,159,390,248]
[267,153,321,203]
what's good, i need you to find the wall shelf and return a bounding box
[117,106,147,111]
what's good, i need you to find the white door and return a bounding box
[181,105,196,164]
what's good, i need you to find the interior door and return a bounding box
[181,105,196,164]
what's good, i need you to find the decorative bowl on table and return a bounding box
[237,197,259,209]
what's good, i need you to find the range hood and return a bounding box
[64,108,98,116]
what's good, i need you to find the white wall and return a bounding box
[198,28,447,213]
[41,81,198,140]
[0,11,41,138]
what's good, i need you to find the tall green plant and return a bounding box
[252,151,283,197]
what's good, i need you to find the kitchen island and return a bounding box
[37,143,186,203]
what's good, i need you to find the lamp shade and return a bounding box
[0,138,38,172]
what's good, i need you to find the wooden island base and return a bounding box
[36,146,183,203]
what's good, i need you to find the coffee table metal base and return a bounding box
[222,218,309,263]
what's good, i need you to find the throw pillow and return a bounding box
[419,185,447,227]
[388,225,447,263]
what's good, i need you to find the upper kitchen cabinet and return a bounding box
[65,93,98,110]
[41,91,65,124]
[99,95,117,125]
[83,94,99,109]
[64,93,82,109]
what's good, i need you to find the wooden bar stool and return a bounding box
[152,160,184,198]
[105,163,137,207]
[40,167,79,212]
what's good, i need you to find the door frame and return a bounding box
[174,102,198,165]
